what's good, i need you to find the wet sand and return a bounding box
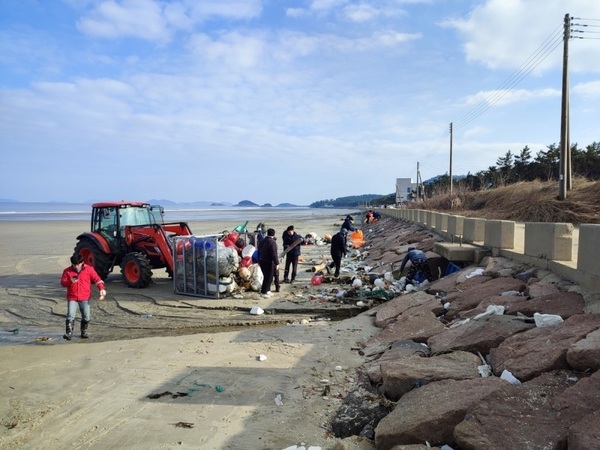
[0,214,378,449]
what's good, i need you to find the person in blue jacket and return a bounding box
[399,247,433,286]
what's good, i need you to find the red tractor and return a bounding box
[73,201,193,288]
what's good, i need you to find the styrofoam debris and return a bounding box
[534,312,564,327]
[500,369,521,385]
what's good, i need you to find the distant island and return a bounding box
[236,200,299,208]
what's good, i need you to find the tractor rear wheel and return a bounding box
[74,238,111,280]
[121,252,153,288]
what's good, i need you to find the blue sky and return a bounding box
[1,0,599,205]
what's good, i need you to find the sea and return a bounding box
[0,202,359,224]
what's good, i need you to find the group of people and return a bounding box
[255,224,305,298]
[60,214,433,341]
[364,209,381,223]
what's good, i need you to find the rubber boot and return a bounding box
[63,320,74,340]
[81,321,89,339]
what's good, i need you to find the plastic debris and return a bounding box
[478,364,492,377]
[257,354,267,361]
[473,305,505,320]
[500,369,522,385]
[465,268,485,279]
[250,306,264,315]
[534,312,563,327]
[374,278,385,288]
[501,290,522,296]
[275,394,283,406]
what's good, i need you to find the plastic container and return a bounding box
[311,275,323,285]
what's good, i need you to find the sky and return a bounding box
[1,0,599,206]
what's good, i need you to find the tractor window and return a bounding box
[94,207,118,237]
[119,206,153,227]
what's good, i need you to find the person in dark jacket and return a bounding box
[399,247,433,286]
[329,228,348,277]
[341,215,357,233]
[282,225,304,283]
[258,228,279,297]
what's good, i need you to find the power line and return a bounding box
[453,22,564,131]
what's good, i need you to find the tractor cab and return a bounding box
[91,202,164,251]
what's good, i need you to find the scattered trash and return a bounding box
[335,365,342,371]
[501,290,522,297]
[257,354,267,361]
[10,328,19,334]
[173,422,194,428]
[500,369,521,385]
[465,268,485,279]
[193,382,224,392]
[478,364,492,377]
[356,301,365,307]
[141,314,152,318]
[449,318,470,329]
[473,305,505,320]
[373,278,385,288]
[311,274,323,285]
[250,306,264,315]
[275,394,283,406]
[534,312,563,327]
[147,391,188,399]
[352,278,362,288]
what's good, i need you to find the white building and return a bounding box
[395,178,417,205]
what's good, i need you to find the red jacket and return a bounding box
[60,264,105,301]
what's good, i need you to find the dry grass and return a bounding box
[413,178,600,225]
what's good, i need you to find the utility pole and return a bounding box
[559,13,571,200]
[449,122,453,195]
[416,162,420,201]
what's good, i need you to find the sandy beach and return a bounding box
[0,214,379,449]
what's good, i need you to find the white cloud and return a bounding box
[442,0,600,73]
[464,88,559,107]
[77,0,263,41]
[77,0,171,41]
[188,31,267,68]
[342,3,407,23]
[573,80,600,98]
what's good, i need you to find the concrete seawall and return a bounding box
[376,208,600,294]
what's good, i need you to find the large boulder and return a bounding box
[453,370,576,449]
[361,340,431,385]
[374,377,506,449]
[364,310,445,347]
[381,351,482,401]
[444,277,526,320]
[508,291,585,318]
[567,411,600,450]
[427,315,535,355]
[490,314,600,381]
[566,328,600,372]
[375,291,440,328]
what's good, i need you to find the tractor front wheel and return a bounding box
[121,252,153,288]
[74,238,111,280]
